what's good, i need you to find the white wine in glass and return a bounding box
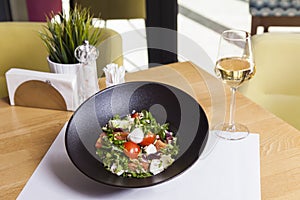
[214,30,255,140]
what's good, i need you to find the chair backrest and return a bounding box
[0,22,123,98]
[70,0,146,20]
[25,0,62,21]
[96,28,123,77]
[250,0,300,17]
[249,0,300,34]
[9,0,62,21]
[239,33,300,130]
[0,22,50,97]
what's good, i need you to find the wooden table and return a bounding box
[1,62,300,199]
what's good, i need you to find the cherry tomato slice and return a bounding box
[140,133,156,146]
[131,112,139,118]
[123,141,140,159]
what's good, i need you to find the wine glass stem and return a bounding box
[229,87,237,130]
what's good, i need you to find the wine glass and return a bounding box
[214,29,255,140]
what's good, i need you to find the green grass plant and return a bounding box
[40,5,102,64]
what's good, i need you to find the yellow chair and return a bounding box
[0,22,48,98]
[0,22,123,98]
[239,33,300,130]
[70,0,146,21]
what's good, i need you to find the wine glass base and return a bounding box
[213,123,249,140]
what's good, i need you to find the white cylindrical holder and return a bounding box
[47,57,82,108]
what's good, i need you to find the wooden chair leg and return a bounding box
[251,16,262,35]
[251,23,257,35]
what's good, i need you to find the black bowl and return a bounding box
[65,81,209,188]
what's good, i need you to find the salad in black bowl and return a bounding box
[95,110,179,178]
[65,81,209,188]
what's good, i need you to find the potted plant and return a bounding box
[39,5,102,106]
[39,5,102,65]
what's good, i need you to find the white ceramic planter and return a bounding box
[47,57,99,108]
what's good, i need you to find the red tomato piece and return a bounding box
[140,133,156,146]
[124,141,141,159]
[131,112,139,118]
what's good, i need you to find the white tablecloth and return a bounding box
[17,124,261,200]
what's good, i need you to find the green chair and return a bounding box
[239,33,300,130]
[0,22,123,98]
